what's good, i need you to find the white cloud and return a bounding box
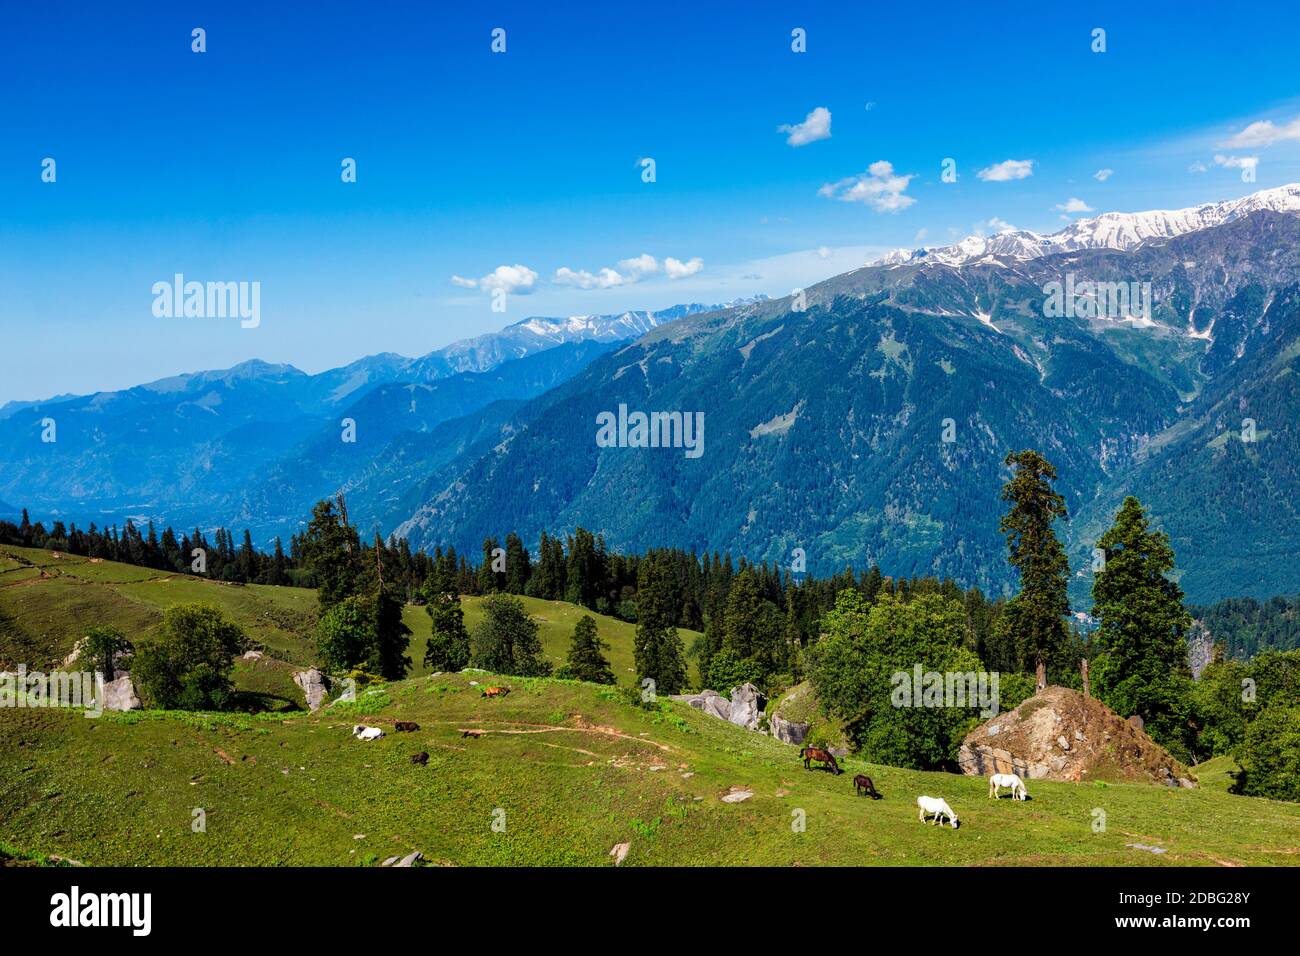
[818,160,915,212]
[617,253,660,279]
[984,217,1018,235]
[976,159,1034,182]
[450,265,539,294]
[1053,197,1094,214]
[1093,168,1114,181]
[1214,154,1259,173]
[554,254,701,289]
[778,106,831,146]
[553,266,629,290]
[1220,117,1300,149]
[1188,160,1208,174]
[912,228,928,244]
[816,246,832,259]
[664,256,704,279]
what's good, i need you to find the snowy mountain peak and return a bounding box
[874,183,1300,268]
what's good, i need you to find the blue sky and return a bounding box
[3,0,1300,403]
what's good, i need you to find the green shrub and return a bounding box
[132,604,245,711]
[1234,704,1300,801]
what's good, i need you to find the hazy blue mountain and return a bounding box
[393,209,1300,604]
[207,341,618,542]
[0,299,739,538]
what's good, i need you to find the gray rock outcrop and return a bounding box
[294,669,330,711]
[671,684,767,731]
[769,711,809,745]
[100,673,141,712]
[726,683,764,731]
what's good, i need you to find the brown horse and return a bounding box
[410,751,429,766]
[800,746,842,775]
[854,774,882,799]
[481,686,510,699]
[394,721,420,732]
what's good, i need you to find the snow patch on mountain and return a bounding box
[874,184,1300,267]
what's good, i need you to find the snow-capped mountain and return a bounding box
[875,183,1300,267]
[410,296,770,377]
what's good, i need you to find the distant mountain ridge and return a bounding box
[414,300,766,378]
[8,183,1300,605]
[0,299,760,542]
[874,183,1300,267]
[0,297,768,415]
[393,203,1300,604]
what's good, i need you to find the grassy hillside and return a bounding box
[3,545,1296,867]
[2,670,1298,866]
[0,546,317,669]
[0,546,700,692]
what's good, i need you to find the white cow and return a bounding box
[988,772,1028,801]
[352,724,385,741]
[917,795,959,828]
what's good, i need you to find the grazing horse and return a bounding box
[853,774,882,799]
[481,686,510,699]
[988,772,1028,801]
[917,795,959,828]
[800,746,843,775]
[394,721,420,733]
[461,730,483,739]
[410,751,429,766]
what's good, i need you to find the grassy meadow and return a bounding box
[1,546,1297,867]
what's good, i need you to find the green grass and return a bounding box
[2,545,1296,867]
[452,594,700,687]
[0,546,692,690]
[2,670,1297,866]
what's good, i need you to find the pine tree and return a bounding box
[1090,496,1194,758]
[370,585,412,680]
[996,450,1071,685]
[477,537,502,594]
[634,558,688,695]
[238,529,256,582]
[270,537,288,586]
[861,565,883,603]
[423,592,470,672]
[722,567,765,663]
[301,500,364,612]
[560,615,615,684]
[565,527,605,609]
[504,532,531,593]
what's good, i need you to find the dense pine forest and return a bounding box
[1188,596,1300,659]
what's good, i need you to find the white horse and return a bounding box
[917,795,959,828]
[352,724,384,741]
[988,772,1028,801]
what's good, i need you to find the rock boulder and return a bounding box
[726,683,765,731]
[957,686,1194,786]
[769,711,809,745]
[100,673,141,712]
[671,684,767,731]
[294,669,330,711]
